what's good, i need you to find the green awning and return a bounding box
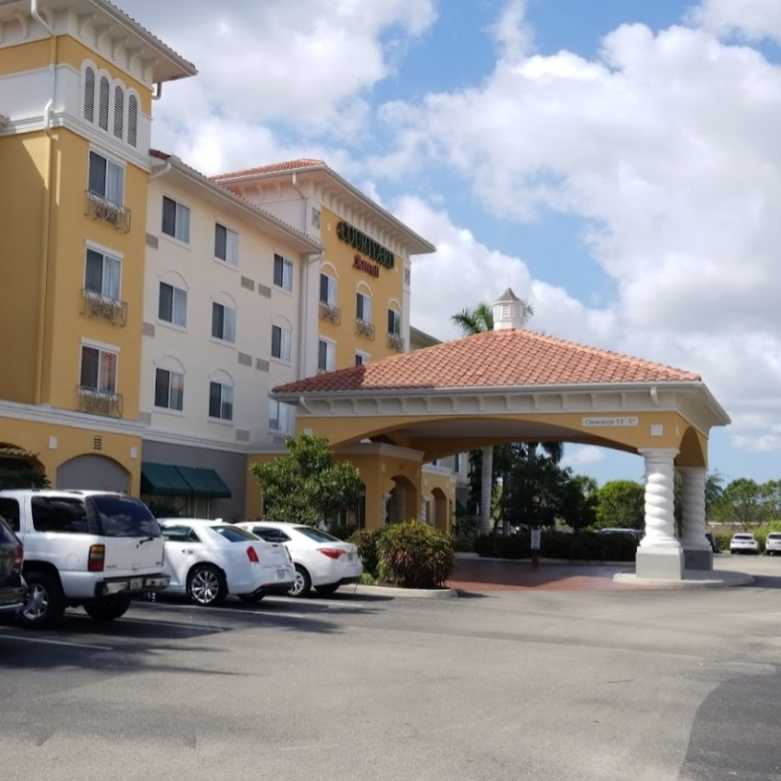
[176,466,232,499]
[141,463,231,499]
[141,462,192,497]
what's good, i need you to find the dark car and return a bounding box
[0,516,26,617]
[705,533,719,553]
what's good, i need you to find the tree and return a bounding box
[251,434,364,526]
[705,472,724,517]
[712,478,770,527]
[0,465,48,491]
[594,480,645,530]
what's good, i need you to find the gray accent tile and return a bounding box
[258,284,271,298]
[240,276,255,291]
[235,429,250,442]
[142,322,156,337]
[255,358,269,372]
[238,352,252,367]
[146,233,159,249]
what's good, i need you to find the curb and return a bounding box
[613,570,754,589]
[351,584,458,599]
[456,553,633,567]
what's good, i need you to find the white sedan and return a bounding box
[729,532,760,555]
[158,519,295,606]
[237,522,363,597]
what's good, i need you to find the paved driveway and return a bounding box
[2,556,781,781]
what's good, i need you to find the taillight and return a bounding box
[318,547,345,560]
[12,544,22,575]
[247,545,259,564]
[88,544,105,572]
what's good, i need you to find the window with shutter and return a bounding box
[113,86,124,138]
[215,224,227,260]
[98,76,110,130]
[212,303,225,340]
[83,67,95,122]
[271,325,282,359]
[127,94,138,147]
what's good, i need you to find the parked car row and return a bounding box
[0,489,362,628]
[729,532,781,555]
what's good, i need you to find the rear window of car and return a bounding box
[294,526,340,543]
[161,525,201,543]
[733,534,753,540]
[0,498,20,532]
[768,534,781,540]
[212,525,257,542]
[252,526,290,543]
[89,496,160,538]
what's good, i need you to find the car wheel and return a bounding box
[288,565,311,598]
[187,565,227,607]
[83,594,131,622]
[20,570,66,628]
[315,584,340,597]
[239,593,264,604]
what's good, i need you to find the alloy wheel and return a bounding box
[23,583,49,622]
[289,570,306,597]
[190,569,220,605]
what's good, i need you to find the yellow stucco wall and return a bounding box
[0,416,141,495]
[421,470,456,533]
[318,206,405,368]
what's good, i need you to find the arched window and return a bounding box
[127,94,138,147]
[98,76,110,131]
[113,85,124,139]
[83,66,95,122]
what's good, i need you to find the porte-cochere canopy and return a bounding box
[271,291,730,581]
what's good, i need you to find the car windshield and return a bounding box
[294,526,341,543]
[90,496,161,538]
[211,525,257,542]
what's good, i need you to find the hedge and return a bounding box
[475,530,638,562]
[377,521,454,588]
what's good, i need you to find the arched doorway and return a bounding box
[431,488,448,532]
[56,454,130,493]
[386,475,417,524]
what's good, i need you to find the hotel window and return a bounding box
[98,75,110,131]
[80,345,117,394]
[127,94,138,147]
[319,273,337,306]
[272,324,292,362]
[268,398,290,432]
[387,308,401,336]
[211,302,236,343]
[318,339,335,372]
[85,248,121,301]
[215,223,239,266]
[158,282,187,327]
[311,208,321,230]
[273,254,294,291]
[113,86,124,139]
[356,291,372,324]
[162,196,190,243]
[83,67,95,122]
[89,151,124,207]
[208,380,233,421]
[154,368,184,411]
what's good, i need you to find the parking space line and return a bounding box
[0,631,112,651]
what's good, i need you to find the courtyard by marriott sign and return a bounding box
[337,221,394,269]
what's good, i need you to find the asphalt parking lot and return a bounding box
[2,556,781,781]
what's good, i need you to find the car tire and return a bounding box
[239,593,264,604]
[20,569,66,628]
[315,584,340,597]
[187,565,227,607]
[288,565,311,598]
[83,594,131,622]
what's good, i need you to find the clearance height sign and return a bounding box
[337,221,395,272]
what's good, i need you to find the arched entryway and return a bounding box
[386,475,417,524]
[431,487,448,532]
[56,454,130,493]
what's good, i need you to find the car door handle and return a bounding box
[181,548,193,554]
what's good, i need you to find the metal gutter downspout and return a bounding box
[31,0,55,405]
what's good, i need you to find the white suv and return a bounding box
[0,490,169,627]
[729,532,760,555]
[766,533,781,556]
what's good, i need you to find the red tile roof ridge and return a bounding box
[211,159,326,181]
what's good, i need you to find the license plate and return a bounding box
[130,577,143,591]
[276,568,289,580]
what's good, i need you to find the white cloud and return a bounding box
[692,0,781,44]
[561,446,607,469]
[490,0,533,61]
[380,12,781,451]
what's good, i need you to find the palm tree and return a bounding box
[451,298,534,534]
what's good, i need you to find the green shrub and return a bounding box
[475,529,637,562]
[377,520,454,588]
[350,528,383,578]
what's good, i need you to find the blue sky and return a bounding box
[128,0,781,487]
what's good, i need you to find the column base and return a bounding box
[636,547,684,580]
[683,548,713,571]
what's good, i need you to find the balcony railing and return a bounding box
[77,386,123,418]
[85,191,131,233]
[387,332,404,352]
[319,302,341,325]
[355,319,375,340]
[82,289,128,327]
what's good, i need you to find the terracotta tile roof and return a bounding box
[274,329,701,395]
[212,159,325,181]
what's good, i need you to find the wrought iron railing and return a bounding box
[77,386,123,418]
[82,289,128,326]
[319,302,341,325]
[84,190,131,233]
[355,319,375,340]
[387,333,404,352]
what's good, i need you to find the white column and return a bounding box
[636,448,684,580]
[679,466,713,570]
[480,446,493,534]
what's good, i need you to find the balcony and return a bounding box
[77,386,123,418]
[82,289,128,327]
[355,319,375,341]
[319,302,342,325]
[387,333,404,352]
[85,191,131,233]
